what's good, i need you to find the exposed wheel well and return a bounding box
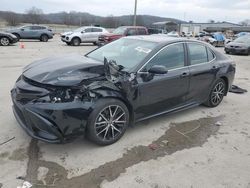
[220,76,229,95]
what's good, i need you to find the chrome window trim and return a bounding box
[137,41,217,73]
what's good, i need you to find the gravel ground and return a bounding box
[0,36,250,188]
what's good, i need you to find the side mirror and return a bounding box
[148,65,168,74]
[81,31,85,34]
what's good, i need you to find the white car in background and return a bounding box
[61,26,109,46]
[166,31,180,37]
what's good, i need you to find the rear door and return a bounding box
[135,42,190,119]
[81,28,93,42]
[186,42,217,103]
[91,28,103,42]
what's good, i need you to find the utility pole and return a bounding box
[133,0,137,26]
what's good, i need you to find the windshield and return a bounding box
[234,36,250,44]
[87,38,158,70]
[112,27,127,35]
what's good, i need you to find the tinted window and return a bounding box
[143,43,185,71]
[138,28,147,35]
[92,28,102,32]
[188,43,208,65]
[207,48,215,61]
[127,29,137,36]
[84,28,92,33]
[31,26,45,30]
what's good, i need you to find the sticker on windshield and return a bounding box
[135,47,152,54]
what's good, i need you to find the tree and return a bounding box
[25,7,44,24]
[104,15,116,28]
[239,19,250,26]
[4,11,20,26]
[208,19,215,23]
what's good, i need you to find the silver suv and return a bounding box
[7,25,54,42]
[61,26,109,46]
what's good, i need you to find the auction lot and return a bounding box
[1,35,250,188]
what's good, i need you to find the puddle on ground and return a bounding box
[24,116,222,188]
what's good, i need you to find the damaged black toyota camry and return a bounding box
[11,35,235,145]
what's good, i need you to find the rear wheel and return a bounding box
[71,37,81,46]
[87,98,129,145]
[0,37,10,46]
[40,34,49,42]
[204,79,226,107]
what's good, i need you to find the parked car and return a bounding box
[225,36,250,55]
[61,26,109,46]
[0,31,18,46]
[235,32,250,38]
[98,26,148,45]
[199,32,225,47]
[166,31,180,37]
[7,25,53,42]
[11,36,235,145]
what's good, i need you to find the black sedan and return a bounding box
[0,31,18,46]
[225,36,250,55]
[11,36,236,145]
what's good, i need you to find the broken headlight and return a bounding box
[49,88,81,103]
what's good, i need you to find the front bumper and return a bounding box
[225,47,248,54]
[11,79,93,143]
[61,36,71,43]
[11,38,19,44]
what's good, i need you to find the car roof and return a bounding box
[125,35,201,44]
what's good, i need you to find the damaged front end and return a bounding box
[11,58,137,143]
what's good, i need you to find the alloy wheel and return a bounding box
[211,82,225,106]
[95,105,126,141]
[0,37,10,46]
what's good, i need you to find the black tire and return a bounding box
[0,37,10,46]
[13,33,20,41]
[204,79,226,107]
[87,98,129,145]
[93,42,97,46]
[71,37,81,46]
[225,51,229,54]
[40,34,49,42]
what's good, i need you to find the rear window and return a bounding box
[188,43,208,65]
[92,28,102,32]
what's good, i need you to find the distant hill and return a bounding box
[0,10,185,28]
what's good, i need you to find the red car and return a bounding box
[98,26,148,45]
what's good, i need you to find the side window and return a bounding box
[84,28,92,33]
[92,28,102,32]
[143,43,185,71]
[207,48,215,61]
[188,43,208,65]
[22,26,32,30]
[138,28,147,35]
[127,28,137,36]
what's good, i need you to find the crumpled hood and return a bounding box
[23,53,105,86]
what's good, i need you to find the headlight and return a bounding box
[49,89,80,103]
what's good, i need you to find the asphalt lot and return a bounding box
[1,35,250,188]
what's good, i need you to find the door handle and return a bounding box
[180,72,189,78]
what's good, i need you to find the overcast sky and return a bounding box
[1,0,250,23]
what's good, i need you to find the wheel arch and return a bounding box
[71,36,81,42]
[40,33,49,38]
[220,76,229,96]
[92,90,135,124]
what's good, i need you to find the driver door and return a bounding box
[135,43,190,120]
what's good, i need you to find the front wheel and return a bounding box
[71,37,81,46]
[204,79,226,107]
[0,37,10,46]
[87,98,129,145]
[40,34,49,42]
